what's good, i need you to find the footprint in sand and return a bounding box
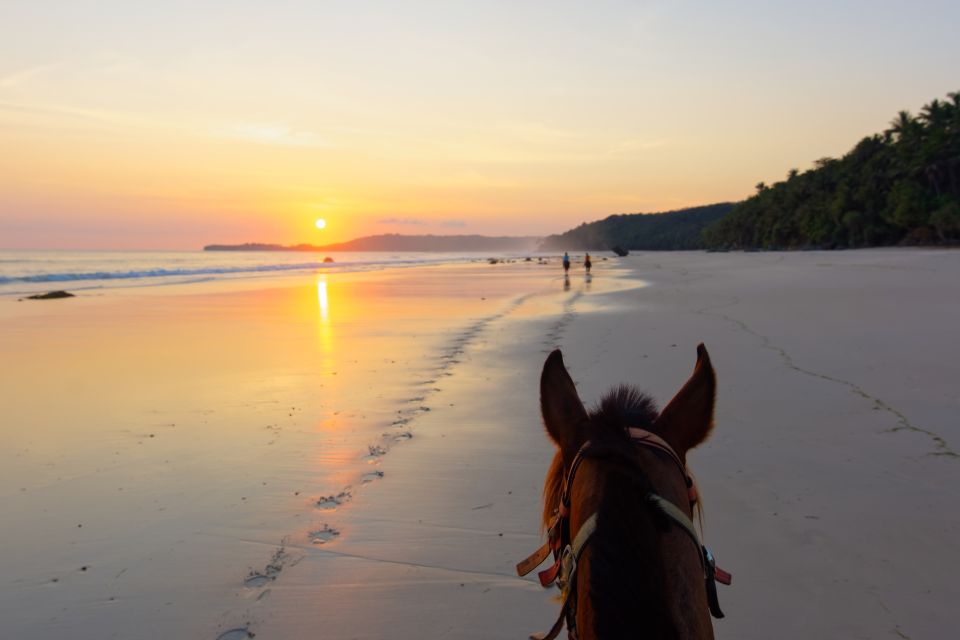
[361,470,384,483]
[243,547,289,588]
[216,628,254,640]
[363,445,388,461]
[309,524,341,544]
[316,489,352,510]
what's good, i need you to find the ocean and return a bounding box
[0,250,542,297]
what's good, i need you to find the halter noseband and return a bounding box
[517,428,731,640]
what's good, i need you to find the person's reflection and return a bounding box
[563,274,571,291]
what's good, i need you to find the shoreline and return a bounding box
[0,250,577,299]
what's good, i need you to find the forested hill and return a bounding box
[539,203,736,251]
[703,91,960,249]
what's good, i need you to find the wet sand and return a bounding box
[0,257,624,639]
[3,249,958,639]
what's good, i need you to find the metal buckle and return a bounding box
[703,545,716,573]
[702,545,726,619]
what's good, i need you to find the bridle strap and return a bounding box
[569,512,598,565]
[519,428,731,638]
[561,441,593,511]
[627,428,700,506]
[529,512,598,640]
[627,428,687,480]
[530,605,567,640]
[648,494,703,560]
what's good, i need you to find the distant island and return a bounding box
[205,234,541,253]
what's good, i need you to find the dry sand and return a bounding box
[2,249,957,639]
[558,249,959,640]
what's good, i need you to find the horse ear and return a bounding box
[540,349,589,462]
[653,343,716,459]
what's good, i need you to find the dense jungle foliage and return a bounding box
[703,92,960,249]
[539,203,735,251]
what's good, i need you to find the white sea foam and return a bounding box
[0,250,541,295]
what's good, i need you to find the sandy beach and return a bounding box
[2,249,958,639]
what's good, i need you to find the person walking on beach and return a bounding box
[584,252,592,274]
[562,252,570,274]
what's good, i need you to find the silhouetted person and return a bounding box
[562,252,570,274]
[584,253,592,273]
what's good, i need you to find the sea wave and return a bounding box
[0,254,486,287]
[0,261,338,284]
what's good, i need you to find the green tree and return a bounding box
[703,91,959,249]
[930,199,960,241]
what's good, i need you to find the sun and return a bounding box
[315,218,327,230]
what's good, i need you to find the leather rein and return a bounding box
[516,428,731,640]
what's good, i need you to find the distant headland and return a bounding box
[204,234,541,253]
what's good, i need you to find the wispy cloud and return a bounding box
[606,138,671,154]
[0,54,136,90]
[379,217,467,228]
[0,99,118,122]
[0,62,63,89]
[379,217,426,225]
[217,121,328,147]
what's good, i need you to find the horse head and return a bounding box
[521,344,728,639]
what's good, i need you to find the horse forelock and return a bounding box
[591,385,659,434]
[541,385,659,532]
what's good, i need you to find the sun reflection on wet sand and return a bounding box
[316,276,333,370]
[316,276,329,324]
[0,259,630,639]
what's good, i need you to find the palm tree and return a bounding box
[919,98,952,197]
[920,99,945,127]
[887,110,912,137]
[947,93,960,197]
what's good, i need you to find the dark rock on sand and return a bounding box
[25,290,75,300]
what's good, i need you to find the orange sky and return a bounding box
[1,2,958,249]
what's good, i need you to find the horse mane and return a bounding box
[542,452,565,531]
[543,385,681,638]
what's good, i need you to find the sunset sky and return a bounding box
[2,1,958,249]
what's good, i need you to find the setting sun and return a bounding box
[315,218,327,230]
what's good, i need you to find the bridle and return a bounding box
[517,428,732,640]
